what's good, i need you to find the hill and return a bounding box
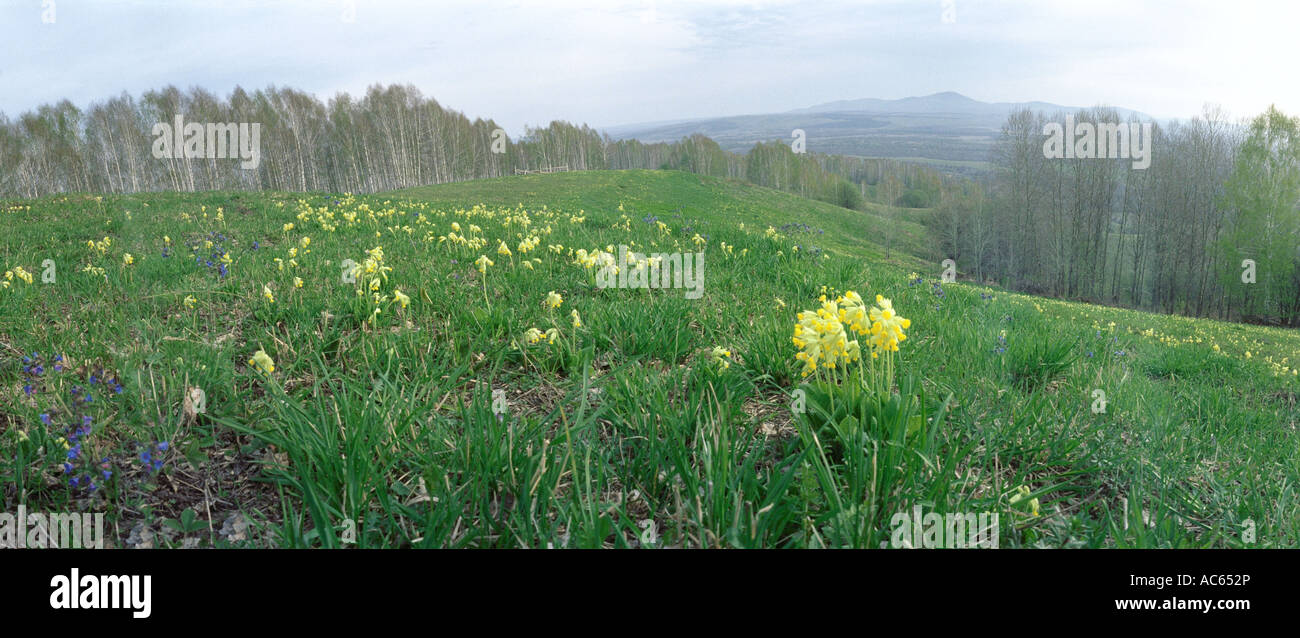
[0,169,1296,548]
[603,92,1155,177]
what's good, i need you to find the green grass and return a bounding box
[0,169,1297,548]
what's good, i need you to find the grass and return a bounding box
[0,169,1297,548]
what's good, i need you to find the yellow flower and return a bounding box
[868,295,909,353]
[524,327,543,345]
[122,253,134,266]
[293,277,304,289]
[475,255,494,273]
[497,241,512,257]
[1010,485,1041,517]
[249,349,275,375]
[393,289,410,309]
[544,328,559,344]
[570,309,582,328]
[793,301,852,376]
[184,295,197,309]
[838,291,869,335]
[545,291,563,309]
[262,284,275,304]
[710,346,732,370]
[775,297,786,309]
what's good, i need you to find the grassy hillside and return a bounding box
[1,170,1296,548]
[390,170,934,265]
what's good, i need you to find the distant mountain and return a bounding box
[602,92,1154,177]
[791,91,1150,120]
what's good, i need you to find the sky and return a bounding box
[2,0,1298,135]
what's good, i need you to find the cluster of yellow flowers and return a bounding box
[573,248,617,272]
[344,246,409,321]
[521,292,582,349]
[249,349,275,375]
[5,267,34,286]
[517,235,541,255]
[81,264,107,282]
[523,327,560,345]
[792,291,911,378]
[86,236,112,255]
[1009,485,1041,517]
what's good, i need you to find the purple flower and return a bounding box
[40,413,51,425]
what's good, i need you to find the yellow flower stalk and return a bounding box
[524,327,543,345]
[249,349,275,375]
[711,346,732,370]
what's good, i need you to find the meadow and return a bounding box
[1,169,1296,548]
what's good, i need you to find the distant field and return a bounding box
[1,169,1295,547]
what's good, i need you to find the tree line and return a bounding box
[929,105,1300,326]
[0,83,944,215]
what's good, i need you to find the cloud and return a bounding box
[0,0,1294,131]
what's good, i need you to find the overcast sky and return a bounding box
[2,0,1297,135]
